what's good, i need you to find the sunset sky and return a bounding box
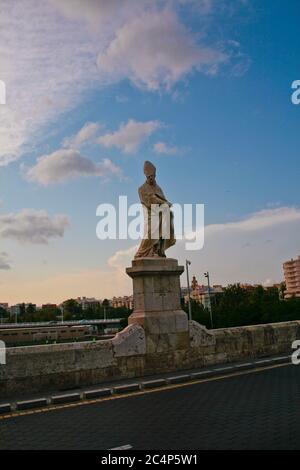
[0,0,300,305]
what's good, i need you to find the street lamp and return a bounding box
[186,259,192,321]
[204,271,213,329]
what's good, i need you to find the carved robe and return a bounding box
[134,181,175,258]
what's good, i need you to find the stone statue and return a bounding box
[134,161,175,258]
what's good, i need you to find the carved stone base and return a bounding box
[126,258,189,353]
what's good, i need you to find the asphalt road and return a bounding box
[1,363,299,450]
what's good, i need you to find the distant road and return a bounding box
[0,362,299,449]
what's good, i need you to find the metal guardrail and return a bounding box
[0,319,123,329]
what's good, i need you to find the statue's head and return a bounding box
[144,160,156,185]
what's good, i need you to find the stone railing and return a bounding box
[0,319,298,399]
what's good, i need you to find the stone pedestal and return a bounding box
[126,258,189,354]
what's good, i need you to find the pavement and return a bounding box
[0,358,299,450]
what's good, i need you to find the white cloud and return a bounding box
[108,245,138,271]
[0,1,101,166]
[25,149,122,186]
[0,1,246,166]
[184,207,300,286]
[106,207,300,287]
[50,0,149,32]
[177,0,214,14]
[0,252,11,271]
[205,207,300,236]
[153,141,181,155]
[97,9,227,91]
[98,119,161,153]
[0,209,70,245]
[63,122,102,149]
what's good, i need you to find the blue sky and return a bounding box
[0,0,300,304]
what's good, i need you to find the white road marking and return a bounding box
[109,444,133,450]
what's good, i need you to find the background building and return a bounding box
[76,297,101,311]
[41,304,57,311]
[183,276,224,309]
[111,295,133,310]
[283,256,300,298]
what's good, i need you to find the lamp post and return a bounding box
[204,271,213,329]
[102,299,109,322]
[186,259,192,321]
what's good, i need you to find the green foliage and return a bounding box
[23,303,36,321]
[5,298,130,325]
[183,284,300,329]
[78,304,131,321]
[18,305,61,323]
[62,299,82,319]
[0,306,7,318]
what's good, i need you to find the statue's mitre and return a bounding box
[144,160,156,176]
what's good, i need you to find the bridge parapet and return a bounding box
[0,320,298,399]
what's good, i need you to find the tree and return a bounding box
[279,282,286,300]
[61,299,82,319]
[24,303,36,321]
[38,307,61,322]
[183,300,211,328]
[0,306,7,322]
[183,283,300,329]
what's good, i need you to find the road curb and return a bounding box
[190,370,215,380]
[51,393,81,405]
[0,404,11,414]
[267,355,290,364]
[142,379,167,389]
[212,365,236,375]
[16,398,48,410]
[0,355,291,413]
[113,383,140,394]
[233,362,255,371]
[84,388,112,400]
[167,374,191,384]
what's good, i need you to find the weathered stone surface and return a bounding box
[189,320,216,347]
[127,258,189,354]
[1,320,299,399]
[0,339,117,398]
[2,339,115,379]
[127,258,184,314]
[112,324,146,357]
[134,160,176,259]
